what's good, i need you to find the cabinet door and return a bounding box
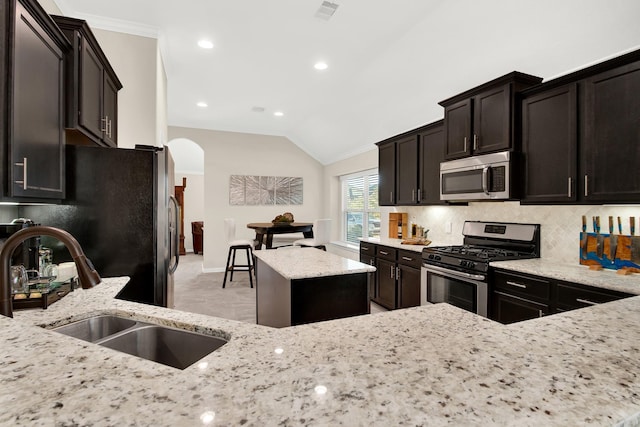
[582,61,640,203]
[521,84,578,203]
[418,123,444,205]
[398,264,420,308]
[473,85,510,154]
[375,258,396,309]
[103,73,118,147]
[556,282,632,311]
[10,1,65,199]
[395,135,418,205]
[444,99,472,159]
[378,142,396,206]
[360,253,377,300]
[491,291,548,324]
[79,38,104,141]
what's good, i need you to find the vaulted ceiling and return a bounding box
[53,0,640,164]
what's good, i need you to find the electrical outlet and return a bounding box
[445,222,452,234]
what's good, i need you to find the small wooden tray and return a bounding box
[401,238,432,246]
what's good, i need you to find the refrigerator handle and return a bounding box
[169,195,180,273]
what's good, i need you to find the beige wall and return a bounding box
[168,126,324,272]
[92,29,160,148]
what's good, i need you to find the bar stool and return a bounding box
[293,219,331,250]
[222,218,254,288]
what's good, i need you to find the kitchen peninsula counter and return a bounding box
[2,277,640,425]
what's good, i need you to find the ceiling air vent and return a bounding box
[251,106,265,113]
[315,1,339,21]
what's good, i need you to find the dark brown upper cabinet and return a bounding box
[521,84,578,203]
[521,49,640,204]
[378,141,396,206]
[439,72,542,160]
[52,15,123,148]
[418,121,445,205]
[581,59,640,203]
[0,0,71,201]
[376,120,446,207]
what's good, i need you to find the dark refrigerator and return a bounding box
[21,144,179,307]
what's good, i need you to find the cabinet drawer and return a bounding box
[360,242,376,255]
[556,283,632,309]
[397,249,422,269]
[376,246,397,262]
[493,270,550,302]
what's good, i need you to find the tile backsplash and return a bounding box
[386,202,640,265]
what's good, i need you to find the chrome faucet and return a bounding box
[0,226,101,318]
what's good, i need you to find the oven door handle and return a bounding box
[422,263,486,282]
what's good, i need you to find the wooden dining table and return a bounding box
[246,222,314,250]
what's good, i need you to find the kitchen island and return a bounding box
[253,248,375,327]
[2,275,640,425]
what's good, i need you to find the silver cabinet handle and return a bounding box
[412,189,415,202]
[576,298,598,306]
[584,175,588,197]
[538,309,544,318]
[473,134,478,150]
[390,266,394,279]
[107,117,112,138]
[101,116,108,133]
[396,267,401,280]
[506,280,527,289]
[568,177,572,198]
[401,256,413,261]
[417,189,422,202]
[14,157,27,190]
[379,250,389,255]
[463,137,467,152]
[369,260,374,266]
[390,191,393,203]
[361,246,369,252]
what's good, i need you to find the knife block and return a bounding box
[580,232,640,271]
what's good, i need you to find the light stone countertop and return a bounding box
[3,276,640,426]
[359,236,435,252]
[253,247,375,279]
[491,259,640,295]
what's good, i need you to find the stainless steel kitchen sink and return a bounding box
[52,315,137,342]
[51,315,227,370]
[99,325,227,370]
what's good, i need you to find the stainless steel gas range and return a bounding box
[421,221,541,317]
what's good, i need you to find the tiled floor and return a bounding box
[173,253,387,323]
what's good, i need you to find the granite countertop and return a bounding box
[491,258,640,295]
[3,276,640,425]
[253,247,375,279]
[359,237,434,253]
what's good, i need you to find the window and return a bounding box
[341,169,380,245]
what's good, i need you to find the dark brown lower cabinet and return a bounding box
[376,258,396,309]
[360,242,422,310]
[398,264,420,309]
[491,291,548,324]
[490,268,633,324]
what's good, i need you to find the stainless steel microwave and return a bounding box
[440,151,511,201]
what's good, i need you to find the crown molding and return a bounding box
[51,0,158,38]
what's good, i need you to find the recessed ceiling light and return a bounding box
[197,102,208,107]
[274,111,284,117]
[314,62,328,71]
[197,40,214,49]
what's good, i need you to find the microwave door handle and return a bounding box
[482,166,490,195]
